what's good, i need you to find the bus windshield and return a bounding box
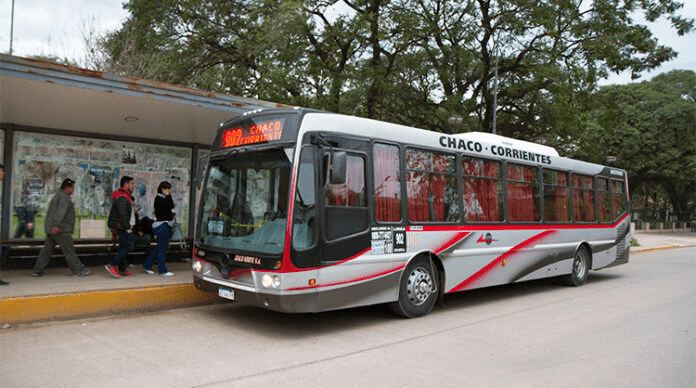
[198,148,293,255]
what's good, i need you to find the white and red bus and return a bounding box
[192,108,630,317]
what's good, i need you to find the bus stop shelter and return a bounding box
[0,54,287,261]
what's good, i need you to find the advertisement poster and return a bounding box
[10,132,192,239]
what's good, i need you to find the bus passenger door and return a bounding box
[320,144,371,265]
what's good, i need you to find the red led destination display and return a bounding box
[221,119,285,148]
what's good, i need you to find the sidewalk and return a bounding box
[0,261,220,325]
[2,232,694,325]
[630,231,696,253]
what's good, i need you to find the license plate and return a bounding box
[218,287,235,300]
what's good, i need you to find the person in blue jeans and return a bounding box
[105,176,137,278]
[142,181,175,276]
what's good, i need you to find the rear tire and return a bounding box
[390,256,438,318]
[563,246,589,286]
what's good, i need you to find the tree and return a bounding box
[93,0,693,140]
[583,70,696,220]
[391,0,693,138]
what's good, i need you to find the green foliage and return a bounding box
[95,0,693,139]
[582,70,696,219]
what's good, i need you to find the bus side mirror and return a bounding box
[329,151,347,185]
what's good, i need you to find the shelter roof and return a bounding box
[0,54,288,145]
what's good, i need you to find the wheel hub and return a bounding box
[574,252,587,278]
[407,268,433,305]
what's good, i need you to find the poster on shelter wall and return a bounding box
[122,145,137,164]
[0,130,4,225]
[10,132,192,238]
[123,167,190,224]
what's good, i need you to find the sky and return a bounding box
[1,0,694,85]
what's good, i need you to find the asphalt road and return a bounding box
[1,247,694,388]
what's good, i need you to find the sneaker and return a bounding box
[73,269,90,277]
[31,271,44,277]
[142,266,155,275]
[0,279,9,286]
[119,270,135,277]
[159,272,175,277]
[105,265,121,278]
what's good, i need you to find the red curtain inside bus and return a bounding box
[373,144,401,222]
[572,175,595,222]
[462,158,502,222]
[544,188,570,222]
[407,152,454,222]
[543,170,570,223]
[597,178,611,222]
[507,164,539,222]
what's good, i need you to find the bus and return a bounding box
[192,107,630,318]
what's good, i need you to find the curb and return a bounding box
[0,284,220,325]
[631,244,695,254]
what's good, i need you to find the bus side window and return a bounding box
[572,174,596,222]
[462,157,503,222]
[374,143,402,223]
[611,180,628,220]
[543,169,570,223]
[406,148,457,223]
[506,163,540,222]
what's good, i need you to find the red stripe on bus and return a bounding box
[434,232,471,254]
[286,264,406,291]
[447,230,558,293]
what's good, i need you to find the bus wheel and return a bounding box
[390,256,438,318]
[563,246,589,286]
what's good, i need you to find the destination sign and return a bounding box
[221,119,285,148]
[439,135,553,165]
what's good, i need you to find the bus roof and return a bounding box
[245,109,625,178]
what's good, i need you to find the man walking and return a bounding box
[105,176,136,278]
[33,178,90,277]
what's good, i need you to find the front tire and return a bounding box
[390,256,438,318]
[563,246,590,286]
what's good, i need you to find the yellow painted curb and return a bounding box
[632,245,683,254]
[0,284,220,324]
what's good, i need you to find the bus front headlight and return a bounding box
[262,274,280,288]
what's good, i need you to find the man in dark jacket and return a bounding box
[32,179,90,277]
[105,176,136,278]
